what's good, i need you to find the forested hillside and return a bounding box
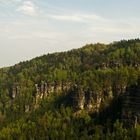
[0,39,140,139]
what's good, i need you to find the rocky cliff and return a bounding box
[122,77,140,128]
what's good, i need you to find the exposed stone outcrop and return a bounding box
[71,85,85,110]
[34,81,71,107]
[85,90,94,110]
[103,86,113,98]
[71,86,103,112]
[8,81,71,111]
[122,77,140,128]
[11,84,20,99]
[8,79,129,115]
[35,81,71,98]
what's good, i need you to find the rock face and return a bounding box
[71,83,128,113]
[8,79,130,115]
[71,86,85,110]
[71,86,103,112]
[122,78,140,128]
[35,81,70,96]
[11,84,20,99]
[34,81,71,106]
[9,81,71,111]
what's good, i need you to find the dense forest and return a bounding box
[0,39,140,139]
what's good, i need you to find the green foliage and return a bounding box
[0,39,139,139]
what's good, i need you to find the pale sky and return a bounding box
[0,0,140,67]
